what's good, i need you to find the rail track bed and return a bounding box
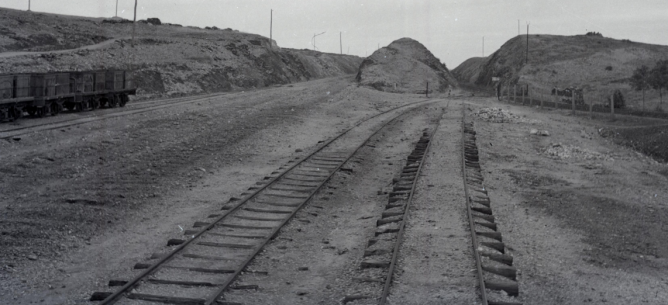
[89,100,433,304]
[461,107,522,305]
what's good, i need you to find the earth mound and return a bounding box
[454,34,668,110]
[0,7,362,99]
[356,37,457,93]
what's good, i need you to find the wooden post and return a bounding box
[540,93,544,109]
[426,81,429,98]
[610,93,615,118]
[571,92,575,115]
[529,86,532,106]
[132,0,137,48]
[522,87,525,104]
[506,84,510,102]
[553,91,557,109]
[514,85,517,103]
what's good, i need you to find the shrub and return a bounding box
[607,89,625,108]
[605,66,613,71]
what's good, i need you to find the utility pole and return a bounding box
[132,0,137,47]
[340,32,342,54]
[312,31,325,51]
[270,9,273,47]
[518,19,520,36]
[115,0,118,17]
[482,36,484,57]
[526,23,529,64]
[28,0,31,11]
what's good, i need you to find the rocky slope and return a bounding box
[453,34,668,109]
[0,7,362,99]
[356,37,457,94]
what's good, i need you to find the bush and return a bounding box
[605,66,613,71]
[607,89,625,108]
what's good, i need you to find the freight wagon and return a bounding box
[0,70,136,121]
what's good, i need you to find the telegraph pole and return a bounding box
[270,9,273,47]
[116,0,118,17]
[526,23,529,64]
[518,19,520,36]
[482,36,485,57]
[340,32,342,54]
[132,0,137,47]
[28,0,31,11]
[312,31,325,51]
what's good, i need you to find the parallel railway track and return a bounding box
[461,106,522,305]
[89,99,435,304]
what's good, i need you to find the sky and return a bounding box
[3,0,668,67]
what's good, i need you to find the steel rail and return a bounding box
[378,103,447,305]
[99,98,436,304]
[460,104,489,305]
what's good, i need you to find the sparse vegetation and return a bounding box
[650,59,668,108]
[607,89,625,108]
[630,65,651,111]
[585,31,603,37]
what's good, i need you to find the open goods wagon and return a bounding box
[0,70,136,121]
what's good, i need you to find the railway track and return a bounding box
[89,99,436,304]
[336,106,445,305]
[0,91,229,140]
[461,106,522,305]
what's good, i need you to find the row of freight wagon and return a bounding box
[0,70,136,121]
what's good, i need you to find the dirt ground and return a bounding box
[1,76,668,304]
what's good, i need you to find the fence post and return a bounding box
[522,87,526,105]
[610,93,615,118]
[507,85,510,102]
[553,91,557,109]
[529,86,533,106]
[540,93,544,109]
[514,85,517,103]
[571,92,575,115]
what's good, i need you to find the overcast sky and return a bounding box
[3,0,668,67]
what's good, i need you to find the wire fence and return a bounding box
[496,84,668,120]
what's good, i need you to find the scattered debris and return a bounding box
[543,143,613,161]
[472,108,541,124]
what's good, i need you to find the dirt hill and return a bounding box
[356,37,457,94]
[451,57,486,84]
[0,8,362,99]
[454,34,668,110]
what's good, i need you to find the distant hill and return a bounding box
[454,34,668,109]
[451,57,486,84]
[356,38,457,94]
[0,7,362,99]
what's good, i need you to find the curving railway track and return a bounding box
[89,99,436,304]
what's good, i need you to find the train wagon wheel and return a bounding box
[91,99,100,110]
[109,96,118,108]
[11,107,22,121]
[51,103,62,116]
[119,94,128,107]
[37,107,47,118]
[27,107,36,117]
